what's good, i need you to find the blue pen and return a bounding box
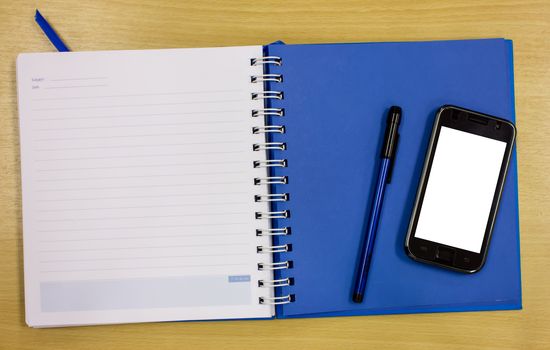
[353,106,402,303]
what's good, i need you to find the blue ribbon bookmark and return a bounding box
[34,9,70,52]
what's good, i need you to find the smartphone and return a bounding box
[405,105,516,273]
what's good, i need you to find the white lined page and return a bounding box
[17,46,274,327]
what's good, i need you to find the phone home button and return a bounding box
[435,247,455,263]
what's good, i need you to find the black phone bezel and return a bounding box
[405,105,516,273]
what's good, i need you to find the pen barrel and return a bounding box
[353,158,391,302]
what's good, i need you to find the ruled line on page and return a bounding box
[34,128,244,141]
[35,149,245,162]
[33,89,243,101]
[33,110,245,122]
[36,191,249,202]
[37,211,250,223]
[32,110,244,121]
[37,201,249,212]
[35,173,247,183]
[40,252,248,263]
[36,161,249,173]
[40,233,249,244]
[33,120,246,132]
[44,84,108,90]
[39,242,245,253]
[36,139,247,152]
[36,178,249,189]
[36,180,249,192]
[37,222,249,233]
[32,98,244,111]
[49,77,108,82]
[40,263,249,273]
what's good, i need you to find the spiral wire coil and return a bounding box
[252,56,294,305]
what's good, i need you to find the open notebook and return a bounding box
[18,46,276,326]
[17,39,521,327]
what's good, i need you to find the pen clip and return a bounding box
[385,133,399,184]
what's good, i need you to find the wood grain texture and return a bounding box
[0,0,549,349]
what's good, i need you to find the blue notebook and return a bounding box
[263,38,521,318]
[17,38,520,327]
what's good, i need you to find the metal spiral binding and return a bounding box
[253,159,287,168]
[251,56,282,66]
[257,244,292,253]
[251,74,283,83]
[252,125,285,134]
[252,108,284,117]
[255,210,290,220]
[256,227,291,236]
[252,55,294,306]
[259,295,294,305]
[253,142,286,151]
[258,278,294,288]
[254,193,289,202]
[258,261,293,270]
[251,91,284,100]
[254,176,288,185]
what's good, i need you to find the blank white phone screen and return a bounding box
[415,126,507,253]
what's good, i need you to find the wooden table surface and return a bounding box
[1,1,549,349]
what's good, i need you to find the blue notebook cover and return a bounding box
[263,38,521,318]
